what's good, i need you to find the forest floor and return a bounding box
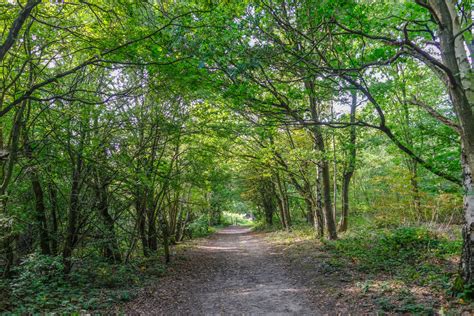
[120,224,474,315]
[122,226,318,314]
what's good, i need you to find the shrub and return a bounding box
[188,214,212,237]
[5,253,166,313]
[325,226,459,272]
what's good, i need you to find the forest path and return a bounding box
[124,226,319,314]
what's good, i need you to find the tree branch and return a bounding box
[409,97,461,133]
[0,0,41,62]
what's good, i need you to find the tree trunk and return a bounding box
[30,165,50,255]
[260,178,275,225]
[275,186,287,229]
[157,207,171,263]
[417,0,474,285]
[176,208,190,242]
[282,180,291,227]
[169,198,180,245]
[339,90,357,232]
[304,197,314,225]
[315,165,324,238]
[95,181,121,262]
[313,124,337,239]
[409,161,422,219]
[147,209,158,252]
[305,79,337,239]
[275,172,290,230]
[137,196,149,257]
[331,104,338,224]
[320,160,337,239]
[63,152,83,272]
[339,172,352,232]
[48,182,59,255]
[24,135,51,255]
[461,148,474,284]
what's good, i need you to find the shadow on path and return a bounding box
[124,226,319,315]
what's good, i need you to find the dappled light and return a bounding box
[196,246,240,251]
[0,0,472,314]
[126,226,316,314]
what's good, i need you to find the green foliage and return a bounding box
[326,226,459,270]
[221,212,253,226]
[4,253,165,313]
[452,274,474,300]
[324,225,460,293]
[376,295,434,314]
[0,0,470,312]
[188,215,214,238]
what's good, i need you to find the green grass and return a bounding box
[323,225,460,286]
[260,214,466,313]
[324,214,461,278]
[263,214,462,292]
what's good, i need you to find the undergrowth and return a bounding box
[261,214,467,312]
[188,214,216,238]
[323,226,460,289]
[188,212,252,239]
[1,253,166,313]
[2,212,246,313]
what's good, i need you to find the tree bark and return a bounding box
[147,207,158,252]
[461,148,474,283]
[157,205,171,263]
[331,104,337,224]
[94,180,121,262]
[319,158,337,239]
[260,177,275,225]
[339,90,357,232]
[136,194,149,257]
[415,0,474,285]
[48,182,59,255]
[0,0,41,62]
[305,79,337,240]
[315,161,325,238]
[275,171,290,230]
[1,105,26,275]
[176,208,190,242]
[24,135,50,255]
[63,148,83,273]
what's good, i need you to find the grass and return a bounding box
[259,214,469,313]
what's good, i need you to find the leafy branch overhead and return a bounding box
[0,0,472,313]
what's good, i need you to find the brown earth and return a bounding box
[123,226,319,314]
[122,225,474,315]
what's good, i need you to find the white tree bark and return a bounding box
[428,0,474,283]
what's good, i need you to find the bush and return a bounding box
[222,212,253,226]
[4,253,166,313]
[325,226,460,273]
[188,214,213,238]
[377,227,438,263]
[10,254,68,311]
[0,278,11,311]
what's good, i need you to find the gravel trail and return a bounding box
[124,226,319,315]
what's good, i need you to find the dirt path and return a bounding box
[124,226,319,314]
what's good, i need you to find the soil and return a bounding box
[123,226,319,314]
[122,225,474,315]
